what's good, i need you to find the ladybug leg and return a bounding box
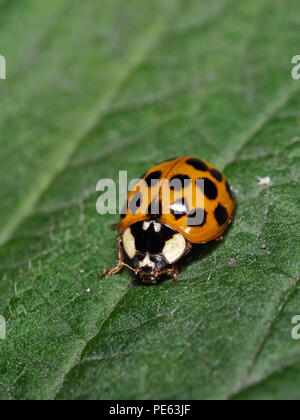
[99,236,136,278]
[184,241,192,255]
[171,264,179,282]
[156,264,179,282]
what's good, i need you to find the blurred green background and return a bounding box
[0,0,299,400]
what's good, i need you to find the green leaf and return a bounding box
[0,0,299,400]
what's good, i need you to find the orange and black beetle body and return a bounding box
[99,156,235,284]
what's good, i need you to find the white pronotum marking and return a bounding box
[162,233,186,264]
[143,220,162,232]
[123,227,136,259]
[153,222,161,232]
[143,221,151,231]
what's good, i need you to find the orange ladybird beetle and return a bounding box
[99,156,235,284]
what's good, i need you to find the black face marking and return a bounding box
[187,208,207,227]
[144,171,161,187]
[147,198,162,220]
[186,158,208,172]
[197,177,218,200]
[214,204,228,226]
[129,192,142,214]
[226,180,234,200]
[169,174,191,191]
[130,222,175,255]
[133,256,140,268]
[210,168,223,182]
[141,265,152,273]
[120,200,128,218]
[170,198,189,220]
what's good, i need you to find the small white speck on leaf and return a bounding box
[258,176,271,186]
[228,258,236,267]
[86,288,90,293]
[80,269,85,274]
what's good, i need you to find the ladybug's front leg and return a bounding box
[157,264,179,282]
[171,264,179,281]
[99,236,136,278]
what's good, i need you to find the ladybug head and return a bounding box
[133,253,167,284]
[122,221,187,284]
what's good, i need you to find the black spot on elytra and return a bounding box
[147,198,162,220]
[130,222,175,254]
[129,192,142,214]
[186,158,208,172]
[144,171,161,186]
[197,177,218,200]
[169,174,191,191]
[214,204,228,226]
[226,180,234,200]
[210,168,223,182]
[187,208,207,227]
[120,200,128,218]
[170,198,189,220]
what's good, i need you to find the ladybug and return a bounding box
[99,156,235,284]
